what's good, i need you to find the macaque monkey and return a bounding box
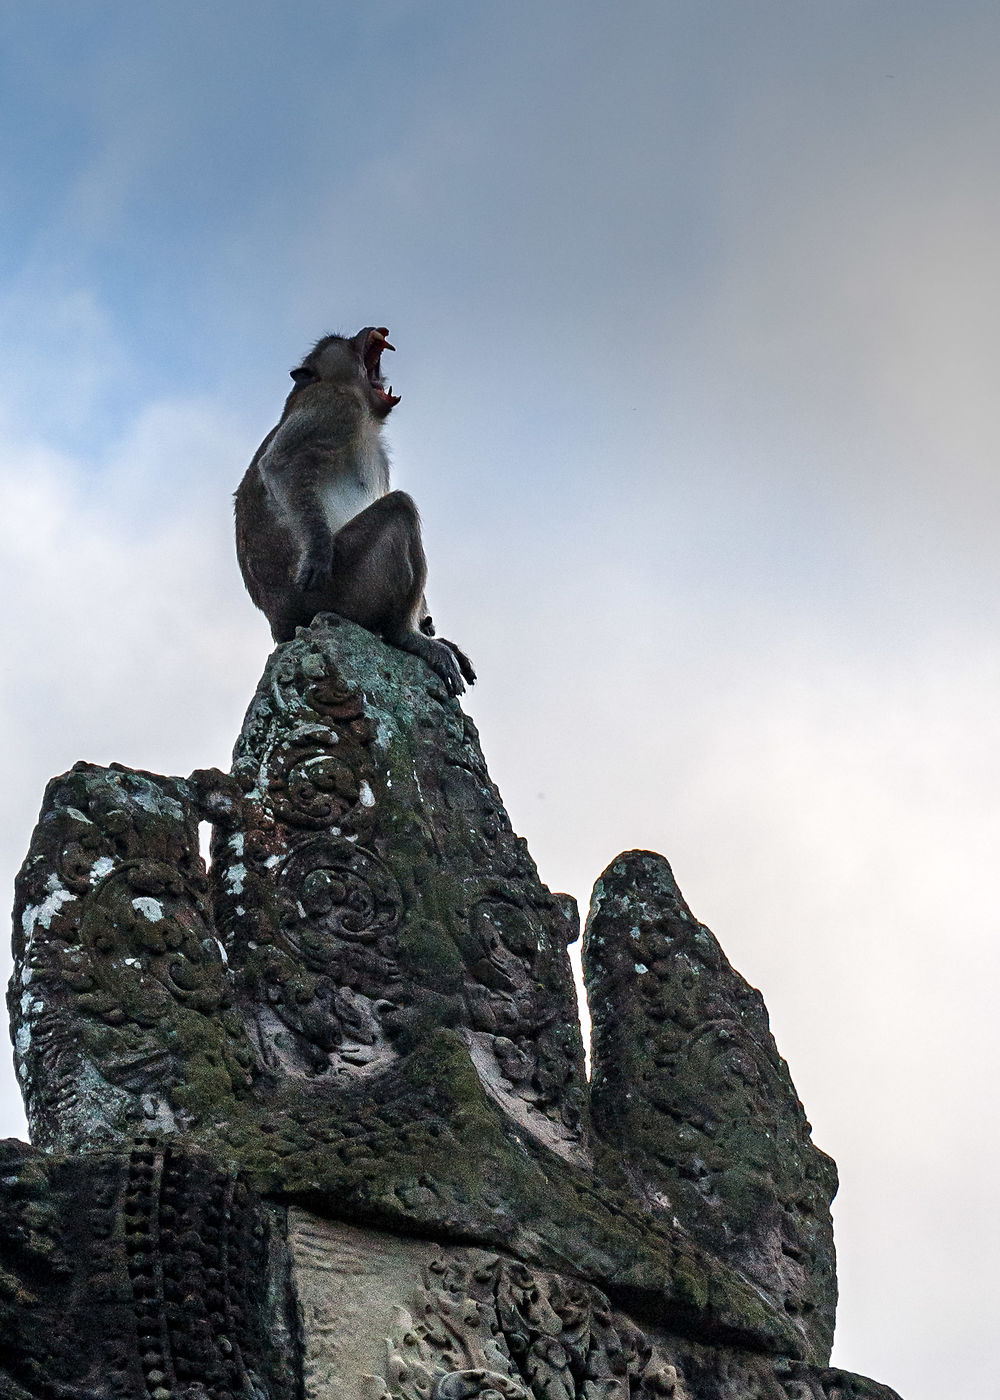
[235,328,475,696]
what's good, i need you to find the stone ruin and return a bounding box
[5,616,901,1400]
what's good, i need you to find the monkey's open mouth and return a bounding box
[364,328,401,409]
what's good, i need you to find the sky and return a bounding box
[1,3,998,1395]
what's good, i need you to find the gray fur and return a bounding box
[235,328,475,695]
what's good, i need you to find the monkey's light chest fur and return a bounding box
[311,422,389,536]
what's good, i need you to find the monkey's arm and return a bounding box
[256,396,361,590]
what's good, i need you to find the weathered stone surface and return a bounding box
[584,852,838,1358]
[11,763,259,1151]
[0,1136,298,1400]
[7,616,901,1398]
[215,611,586,1158]
[286,1213,900,1400]
[11,618,796,1359]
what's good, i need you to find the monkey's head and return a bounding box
[290,327,401,418]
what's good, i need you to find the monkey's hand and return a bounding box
[294,552,333,592]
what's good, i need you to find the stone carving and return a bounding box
[243,834,402,1077]
[7,616,902,1398]
[283,1213,900,1400]
[10,763,260,1152]
[0,1137,298,1400]
[584,851,839,1357]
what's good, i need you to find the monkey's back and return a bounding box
[234,461,298,617]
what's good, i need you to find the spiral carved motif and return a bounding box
[267,739,372,830]
[276,838,401,971]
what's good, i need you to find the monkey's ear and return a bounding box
[290,366,318,387]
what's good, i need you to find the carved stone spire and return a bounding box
[585,850,839,1356]
[6,617,903,1399]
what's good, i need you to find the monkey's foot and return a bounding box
[425,638,469,696]
[395,631,471,696]
[439,637,476,687]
